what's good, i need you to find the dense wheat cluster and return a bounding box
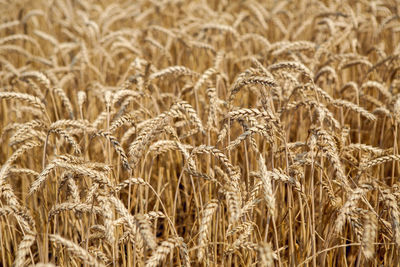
[2,0,400,266]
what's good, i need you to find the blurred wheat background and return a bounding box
[1,0,400,266]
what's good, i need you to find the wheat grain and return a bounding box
[48,202,104,219]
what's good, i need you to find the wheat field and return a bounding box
[1,0,400,266]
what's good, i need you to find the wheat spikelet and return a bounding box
[54,160,110,185]
[92,111,108,129]
[7,167,39,177]
[175,141,205,179]
[0,20,19,31]
[361,212,377,260]
[178,238,190,267]
[13,105,46,119]
[227,124,275,151]
[149,66,198,80]
[147,140,193,156]
[192,145,238,182]
[227,221,253,237]
[258,242,276,267]
[360,80,391,99]
[230,75,278,102]
[29,157,109,196]
[225,222,254,255]
[0,44,32,58]
[213,50,225,70]
[223,187,241,224]
[0,139,42,185]
[135,214,157,250]
[77,91,86,111]
[360,154,400,173]
[88,247,110,265]
[200,23,239,38]
[314,65,338,83]
[349,208,367,243]
[1,122,24,140]
[268,168,302,192]
[340,81,359,95]
[85,183,99,205]
[382,190,400,246]
[268,41,291,53]
[0,182,21,209]
[29,161,57,195]
[95,131,131,170]
[145,236,182,267]
[268,61,313,81]
[206,88,220,128]
[331,99,376,121]
[111,89,143,107]
[98,196,115,244]
[49,128,81,154]
[321,179,341,208]
[272,41,316,56]
[227,108,280,128]
[115,177,147,192]
[193,67,217,93]
[347,143,388,156]
[108,196,135,229]
[258,154,275,217]
[9,128,46,146]
[335,184,373,234]
[0,57,20,76]
[128,111,171,165]
[8,119,46,145]
[145,211,165,220]
[49,234,104,267]
[340,58,373,70]
[65,175,80,203]
[0,34,41,51]
[109,113,134,133]
[0,206,35,233]
[309,127,350,188]
[281,99,340,129]
[33,29,59,46]
[238,33,270,49]
[197,199,218,262]
[393,96,400,122]
[0,92,46,113]
[20,71,51,90]
[173,101,205,134]
[49,119,91,131]
[13,232,36,267]
[188,40,216,53]
[48,202,104,219]
[53,87,74,119]
[307,84,334,103]
[243,3,267,30]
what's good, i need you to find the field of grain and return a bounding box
[1,0,400,266]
